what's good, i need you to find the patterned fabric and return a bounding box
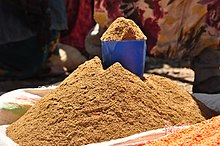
[94,0,220,59]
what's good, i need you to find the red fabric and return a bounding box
[136,1,163,54]
[61,0,95,52]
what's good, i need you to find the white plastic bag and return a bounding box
[0,125,186,146]
[0,86,57,125]
[0,125,17,146]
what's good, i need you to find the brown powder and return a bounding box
[6,57,206,146]
[101,17,147,41]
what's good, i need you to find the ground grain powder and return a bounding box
[7,57,206,146]
[101,17,147,41]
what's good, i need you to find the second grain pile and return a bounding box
[7,57,206,146]
[101,17,147,40]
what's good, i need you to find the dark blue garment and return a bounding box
[0,0,67,80]
[0,0,36,45]
[0,36,43,80]
[49,0,68,31]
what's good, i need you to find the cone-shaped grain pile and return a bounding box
[101,17,147,41]
[7,57,205,146]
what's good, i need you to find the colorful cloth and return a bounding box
[94,0,220,59]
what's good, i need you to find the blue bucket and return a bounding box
[102,40,146,77]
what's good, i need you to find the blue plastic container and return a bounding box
[102,40,146,77]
